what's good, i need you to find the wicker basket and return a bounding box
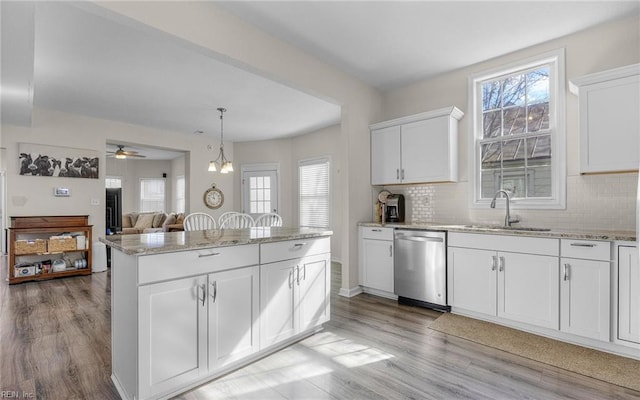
[48,236,77,253]
[14,239,47,255]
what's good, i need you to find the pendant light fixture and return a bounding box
[208,107,233,173]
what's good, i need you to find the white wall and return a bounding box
[3,108,235,239]
[106,157,182,214]
[375,14,640,231]
[233,138,293,224]
[292,125,343,262]
[94,1,383,293]
[233,124,343,262]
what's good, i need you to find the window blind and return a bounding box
[140,178,165,212]
[299,158,330,228]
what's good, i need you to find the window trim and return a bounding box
[298,156,331,229]
[468,49,566,210]
[175,175,185,214]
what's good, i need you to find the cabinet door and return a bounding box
[208,266,260,371]
[619,246,640,344]
[560,258,610,341]
[260,260,297,348]
[401,116,456,183]
[580,75,640,173]
[297,254,331,332]
[361,238,394,293]
[448,247,496,316]
[498,253,559,329]
[138,276,207,399]
[371,126,401,185]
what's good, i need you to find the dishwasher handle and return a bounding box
[395,235,443,243]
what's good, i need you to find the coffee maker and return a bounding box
[385,194,405,223]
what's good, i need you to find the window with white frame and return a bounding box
[299,157,330,228]
[175,175,185,213]
[139,178,165,212]
[105,176,122,188]
[470,49,566,209]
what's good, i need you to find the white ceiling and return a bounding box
[218,1,640,90]
[1,2,342,143]
[2,1,639,148]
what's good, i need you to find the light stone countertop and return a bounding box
[100,227,333,256]
[359,222,636,242]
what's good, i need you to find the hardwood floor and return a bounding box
[1,257,639,399]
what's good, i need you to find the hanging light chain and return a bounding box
[208,107,233,173]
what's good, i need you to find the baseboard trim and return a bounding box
[339,286,362,298]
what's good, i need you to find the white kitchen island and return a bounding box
[101,227,332,400]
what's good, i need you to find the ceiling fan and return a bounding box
[107,145,146,159]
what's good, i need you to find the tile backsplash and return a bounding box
[375,173,638,232]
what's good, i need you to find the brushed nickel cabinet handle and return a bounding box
[288,270,293,289]
[210,281,217,302]
[491,256,497,271]
[293,243,307,248]
[499,256,505,272]
[389,244,393,257]
[199,284,206,307]
[401,169,405,180]
[570,243,595,248]
[396,169,400,180]
[563,263,570,281]
[372,229,382,232]
[198,252,221,258]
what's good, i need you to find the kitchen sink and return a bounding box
[462,225,551,232]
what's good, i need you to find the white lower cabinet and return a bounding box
[358,227,395,295]
[558,239,611,341]
[113,237,331,400]
[560,258,610,341]
[138,265,260,399]
[260,253,330,348]
[498,252,559,329]
[448,247,496,315]
[449,245,559,330]
[208,266,260,369]
[618,245,640,344]
[139,275,208,400]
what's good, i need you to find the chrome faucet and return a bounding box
[490,189,520,227]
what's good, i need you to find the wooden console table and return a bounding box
[8,215,93,284]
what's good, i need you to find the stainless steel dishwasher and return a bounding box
[394,230,449,311]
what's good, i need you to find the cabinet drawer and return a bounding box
[360,226,394,241]
[561,239,610,261]
[449,232,559,257]
[261,237,330,264]
[138,244,259,284]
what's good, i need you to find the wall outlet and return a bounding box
[90,198,100,206]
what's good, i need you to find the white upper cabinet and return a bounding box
[370,106,464,185]
[570,64,640,174]
[371,125,402,185]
